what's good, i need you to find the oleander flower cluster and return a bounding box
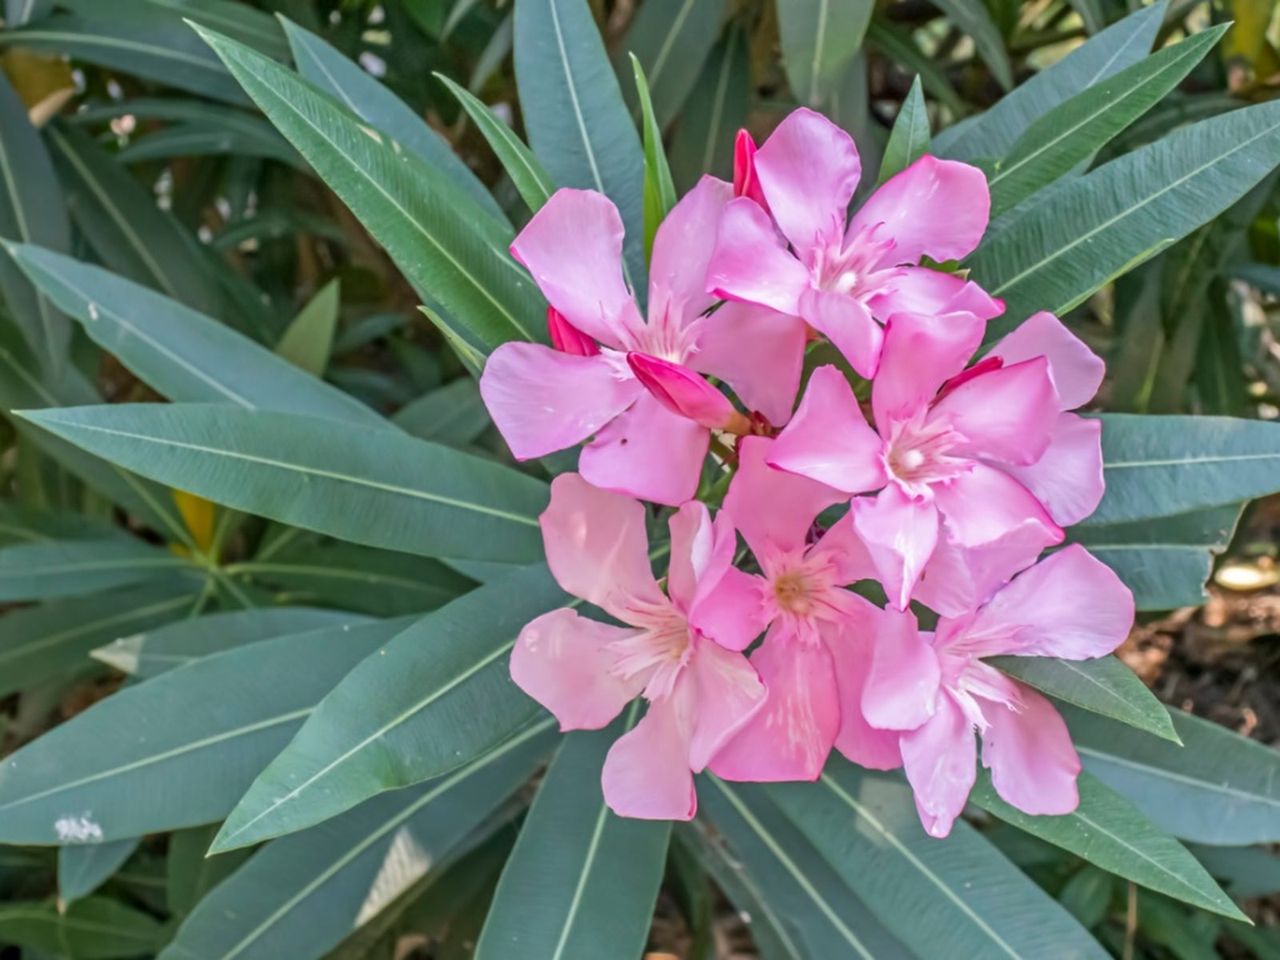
[478,108,1135,838]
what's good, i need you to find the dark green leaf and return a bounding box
[877,76,929,185]
[18,404,548,564]
[212,564,565,852]
[989,655,1178,743]
[0,72,69,374]
[476,715,670,960]
[631,54,678,260]
[162,721,554,960]
[971,101,1280,334]
[1065,705,1280,845]
[972,772,1245,919]
[777,0,875,107]
[1188,842,1280,899]
[58,838,140,905]
[276,278,340,377]
[0,501,119,545]
[165,824,254,920]
[1057,867,1112,930]
[0,617,415,844]
[514,0,647,293]
[1091,414,1280,524]
[0,537,194,602]
[988,25,1228,216]
[392,378,490,447]
[5,0,52,27]
[119,119,301,168]
[616,0,727,127]
[435,74,555,214]
[770,760,1108,959]
[1069,503,1244,610]
[669,28,749,190]
[279,16,506,224]
[0,897,166,958]
[937,1,1164,160]
[929,0,1012,90]
[61,0,289,59]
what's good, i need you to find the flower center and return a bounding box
[810,223,900,298]
[625,292,701,364]
[883,413,967,493]
[772,571,815,616]
[608,605,692,701]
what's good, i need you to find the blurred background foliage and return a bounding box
[0,0,1279,958]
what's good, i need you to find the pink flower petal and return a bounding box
[811,511,879,585]
[649,175,733,322]
[580,393,709,506]
[511,609,644,731]
[933,463,1063,551]
[872,311,985,428]
[862,605,941,731]
[690,566,768,652]
[767,366,888,494]
[687,637,768,771]
[668,501,739,617]
[797,287,885,379]
[725,436,845,558]
[988,311,1104,410]
[848,155,990,267]
[546,306,600,356]
[707,197,810,315]
[826,614,904,770]
[981,683,1080,816]
[1001,413,1104,526]
[754,108,861,251]
[709,626,839,781]
[479,342,642,460]
[913,518,1061,618]
[539,473,664,619]
[602,684,697,820]
[509,188,641,348]
[869,267,1004,322]
[628,353,740,430]
[849,485,939,610]
[928,357,1059,466]
[966,545,1134,659]
[693,301,807,426]
[899,692,976,838]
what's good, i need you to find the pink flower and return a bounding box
[708,437,903,781]
[767,308,1107,611]
[860,545,1135,837]
[479,178,808,506]
[510,474,767,820]
[707,108,1001,378]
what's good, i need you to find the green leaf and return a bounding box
[61,0,289,59]
[435,74,555,214]
[194,25,542,359]
[5,0,53,27]
[0,616,416,845]
[777,0,874,107]
[476,716,670,960]
[1187,842,1280,899]
[1069,503,1244,610]
[988,25,1229,216]
[1057,867,1112,930]
[1091,414,1280,524]
[392,378,491,447]
[877,76,929,185]
[770,760,1108,960]
[0,897,166,959]
[11,244,385,430]
[0,72,70,375]
[279,16,506,225]
[226,543,474,617]
[1065,705,1280,845]
[514,0,647,294]
[18,404,547,565]
[0,582,197,699]
[631,54,678,260]
[929,0,1012,90]
[668,27,749,190]
[0,501,119,546]
[276,278,340,377]
[0,537,194,602]
[92,606,364,679]
[989,655,1179,743]
[865,21,966,118]
[165,824,253,920]
[119,118,302,169]
[936,1,1165,160]
[44,122,227,319]
[970,101,1280,334]
[211,564,564,852]
[162,721,554,960]
[0,12,249,105]
[58,838,140,905]
[698,776,914,960]
[971,772,1245,920]
[615,0,727,127]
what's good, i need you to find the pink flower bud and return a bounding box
[936,354,1004,399]
[546,306,599,357]
[627,353,748,432]
[733,129,769,210]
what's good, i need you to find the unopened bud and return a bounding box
[547,306,598,357]
[733,130,768,210]
[627,353,749,432]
